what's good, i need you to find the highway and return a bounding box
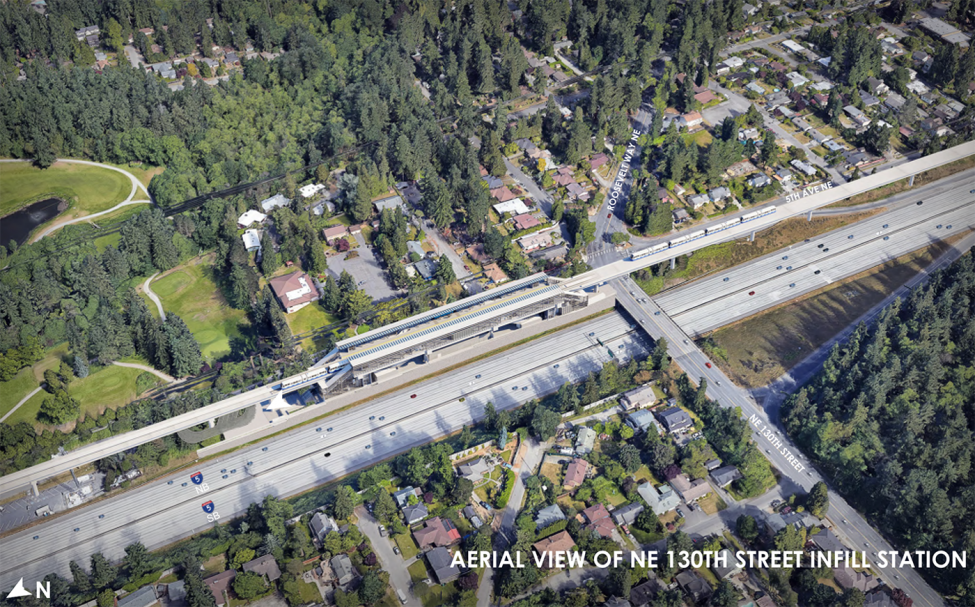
[613,277,946,607]
[0,313,649,589]
[655,173,975,335]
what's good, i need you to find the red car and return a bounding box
[748,291,756,296]
[705,362,712,368]
[410,394,417,398]
[607,213,612,219]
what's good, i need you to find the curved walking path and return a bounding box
[0,385,44,423]
[0,158,153,242]
[142,272,167,321]
[111,361,176,383]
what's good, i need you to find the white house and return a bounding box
[237,210,267,228]
[299,183,326,198]
[242,229,262,252]
[260,194,290,212]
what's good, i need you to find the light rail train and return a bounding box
[630,206,777,261]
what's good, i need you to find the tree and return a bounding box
[359,571,386,604]
[333,485,356,520]
[96,589,115,607]
[651,337,670,370]
[373,488,397,523]
[233,572,267,599]
[736,514,759,543]
[89,553,116,589]
[259,232,278,275]
[774,524,806,554]
[70,560,91,595]
[164,315,202,378]
[608,566,632,599]
[184,572,217,607]
[73,354,89,379]
[759,130,778,166]
[531,405,562,440]
[232,548,256,570]
[435,256,456,284]
[711,581,738,607]
[124,542,151,580]
[552,198,564,223]
[807,481,830,518]
[618,444,642,472]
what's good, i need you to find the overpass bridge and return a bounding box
[1,141,972,500]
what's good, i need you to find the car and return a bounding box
[786,266,792,270]
[327,427,333,431]
[936,224,942,229]
[222,474,228,479]
[411,394,417,398]
[512,386,519,391]
[883,236,889,240]
[74,528,80,532]
[947,224,953,229]
[366,445,372,449]
[817,244,824,248]
[247,461,253,465]
[848,235,854,239]
[221,469,227,473]
[317,427,322,432]
[168,480,173,485]
[607,213,612,218]
[916,200,923,205]
[789,283,796,287]
[630,291,636,295]
[705,362,712,368]
[522,386,528,391]
[618,344,625,349]
[783,255,789,260]
[262,447,269,451]
[842,519,848,524]
[776,265,782,270]
[369,416,375,420]
[33,536,38,540]
[766,449,771,454]
[864,542,870,547]
[823,248,829,252]
[390,431,397,436]
[475,374,482,378]
[676,508,684,518]
[971,190,975,194]
[393,546,400,555]
[882,224,888,228]
[814,270,822,274]
[723,277,730,282]
[98,515,105,519]
[894,575,900,579]
[379,525,387,537]
[230,469,236,474]
[748,291,755,296]
[182,482,188,487]
[379,416,385,420]
[480,501,493,511]
[654,310,661,316]
[683,339,689,344]
[553,364,560,368]
[716,381,721,386]
[588,332,595,336]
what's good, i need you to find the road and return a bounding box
[504,157,555,219]
[355,506,419,606]
[142,272,167,321]
[654,173,975,335]
[411,216,469,281]
[0,313,649,589]
[612,278,946,607]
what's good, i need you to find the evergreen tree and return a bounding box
[435,256,456,284]
[164,315,202,378]
[259,232,278,276]
[73,354,90,379]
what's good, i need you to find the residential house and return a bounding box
[786,72,809,88]
[407,240,425,259]
[775,168,793,182]
[576,427,597,454]
[769,61,788,72]
[834,566,879,593]
[688,193,710,209]
[400,182,423,207]
[330,554,356,587]
[746,82,766,95]
[824,140,846,152]
[604,598,632,607]
[589,153,610,169]
[790,159,817,176]
[566,182,590,201]
[637,482,680,515]
[704,458,722,471]
[532,531,577,567]
[241,229,262,252]
[742,2,760,15]
[613,502,644,526]
[518,231,554,252]
[630,580,663,607]
[393,486,418,508]
[883,92,905,114]
[563,458,589,489]
[627,409,664,435]
[482,174,503,189]
[413,517,461,549]
[457,458,492,482]
[657,407,693,433]
[782,40,805,53]
[309,512,340,542]
[865,77,890,96]
[427,546,461,583]
[792,117,813,133]
[680,112,704,129]
[748,173,772,188]
[621,384,657,410]
[761,510,804,535]
[553,167,576,186]
[166,581,185,604]
[402,503,429,524]
[755,594,778,607]
[709,187,732,202]
[493,198,530,215]
[720,56,746,71]
[203,570,236,607]
[676,570,713,603]
[712,548,743,579]
[299,183,326,199]
[237,210,267,228]
[373,194,404,213]
[224,52,240,66]
[322,225,348,244]
[809,129,831,144]
[75,25,99,41]
[670,473,711,502]
[268,271,319,314]
[710,465,743,487]
[766,92,791,109]
[414,258,437,280]
[260,194,290,212]
[694,90,720,105]
[810,528,847,554]
[148,61,176,79]
[860,91,881,107]
[918,17,971,47]
[581,503,615,538]
[844,105,871,128]
[243,555,281,582]
[776,105,796,119]
[864,591,895,607]
[512,213,541,231]
[535,504,567,530]
[673,208,691,224]
[811,93,830,108]
[118,586,159,607]
[482,263,508,284]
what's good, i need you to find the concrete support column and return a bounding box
[670,257,676,270]
[749,230,756,242]
[807,210,813,221]
[208,418,216,428]
[31,480,39,497]
[908,174,915,186]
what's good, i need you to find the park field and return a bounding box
[0,161,131,218]
[141,255,251,360]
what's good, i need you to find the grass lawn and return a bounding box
[9,364,149,428]
[202,555,227,576]
[632,211,880,296]
[684,130,714,148]
[709,239,958,387]
[0,367,41,419]
[556,495,587,517]
[0,161,131,218]
[540,462,562,487]
[697,492,728,515]
[408,560,429,584]
[94,232,122,252]
[591,477,627,507]
[695,566,721,587]
[295,578,322,603]
[394,533,419,561]
[633,465,659,485]
[286,302,339,336]
[421,582,457,607]
[142,255,250,360]
[103,162,164,188]
[0,343,69,421]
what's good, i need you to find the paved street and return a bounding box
[504,157,554,219]
[411,216,469,280]
[356,506,419,606]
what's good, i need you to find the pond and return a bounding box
[1,198,66,249]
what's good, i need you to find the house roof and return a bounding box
[682,111,703,123]
[630,579,661,606]
[402,503,429,523]
[413,516,461,549]
[637,482,680,515]
[309,512,339,539]
[711,548,741,579]
[533,530,577,555]
[268,271,316,310]
[694,90,719,104]
[622,385,656,409]
[589,153,609,168]
[493,198,530,215]
[260,193,290,212]
[582,503,611,523]
[299,183,326,198]
[670,474,711,501]
[512,213,541,230]
[118,586,158,607]
[710,465,742,487]
[482,263,507,283]
[458,457,492,480]
[242,229,262,251]
[426,546,461,583]
[564,458,588,488]
[627,409,661,433]
[811,528,847,553]
[166,581,185,602]
[834,565,879,592]
[243,554,281,581]
[676,570,712,600]
[613,502,644,525]
[518,231,554,251]
[657,407,692,431]
[466,244,491,263]
[203,570,236,604]
[330,554,355,586]
[393,486,417,507]
[374,195,404,212]
[322,225,348,240]
[238,209,267,226]
[535,504,567,530]
[576,427,596,452]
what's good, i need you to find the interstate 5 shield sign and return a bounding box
[202,501,215,514]
[191,471,204,485]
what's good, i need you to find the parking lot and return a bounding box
[326,243,400,302]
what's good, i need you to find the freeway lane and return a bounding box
[0,313,648,588]
[656,175,975,334]
[613,277,947,607]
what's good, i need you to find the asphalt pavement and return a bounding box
[355,506,418,606]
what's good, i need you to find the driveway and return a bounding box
[122,45,144,69]
[503,157,554,219]
[411,216,468,280]
[355,505,420,606]
[326,244,399,302]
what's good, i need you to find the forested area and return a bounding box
[782,252,975,602]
